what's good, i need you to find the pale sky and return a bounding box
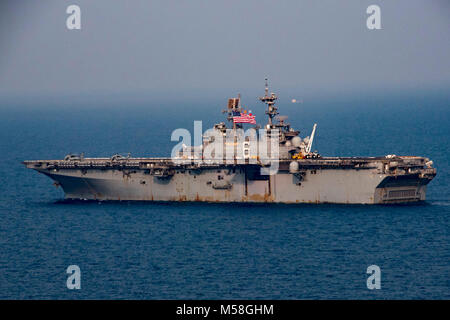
[0,0,449,101]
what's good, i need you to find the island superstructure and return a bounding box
[23,81,436,204]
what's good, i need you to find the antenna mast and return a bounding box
[259,77,278,127]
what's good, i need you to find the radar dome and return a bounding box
[291,136,302,147]
[289,161,299,173]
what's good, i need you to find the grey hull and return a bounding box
[25,156,436,204]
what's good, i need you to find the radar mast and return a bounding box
[259,78,279,127]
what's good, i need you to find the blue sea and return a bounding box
[0,91,449,299]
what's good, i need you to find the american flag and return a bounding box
[233,111,256,124]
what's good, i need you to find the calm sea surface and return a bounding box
[0,92,449,299]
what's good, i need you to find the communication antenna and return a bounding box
[259,77,278,127]
[265,78,269,97]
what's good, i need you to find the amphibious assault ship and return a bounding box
[24,81,436,204]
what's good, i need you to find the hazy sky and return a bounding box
[0,0,449,100]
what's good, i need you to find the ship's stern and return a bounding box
[373,157,436,204]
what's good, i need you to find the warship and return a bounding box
[23,80,436,204]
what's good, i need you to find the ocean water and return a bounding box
[0,91,449,299]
